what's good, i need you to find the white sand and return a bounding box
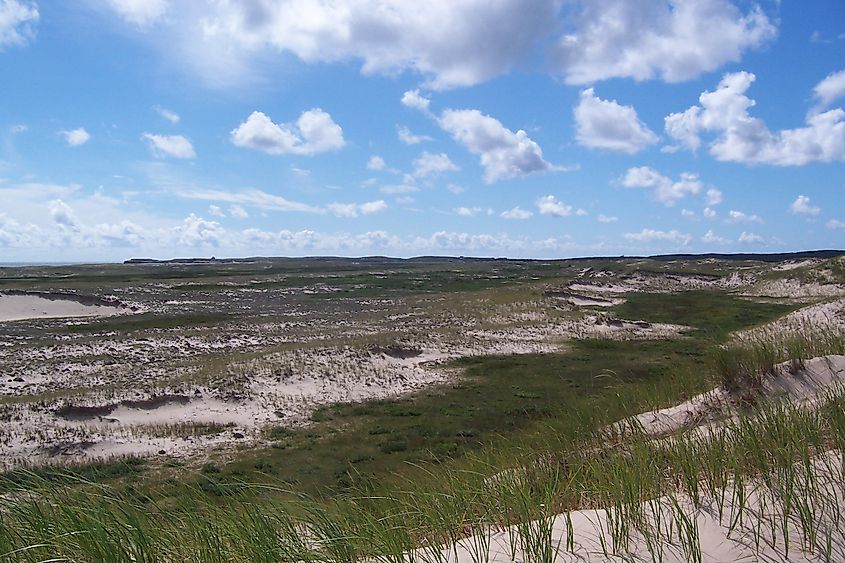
[631,355,845,437]
[439,451,845,562]
[0,294,125,322]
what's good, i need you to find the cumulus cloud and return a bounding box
[208,204,224,217]
[624,228,691,246]
[455,206,481,217]
[501,206,533,220]
[185,1,560,90]
[789,195,821,216]
[705,188,723,206]
[176,213,225,247]
[397,125,433,145]
[439,109,553,183]
[48,199,80,231]
[553,0,775,84]
[60,127,91,147]
[702,229,729,244]
[738,231,764,244]
[412,151,459,178]
[597,214,618,223]
[814,70,845,109]
[665,71,845,165]
[827,219,845,230]
[367,155,387,171]
[574,88,658,153]
[327,200,388,218]
[401,89,431,112]
[107,0,169,27]
[415,230,559,253]
[620,166,702,206]
[727,210,763,224]
[231,109,345,156]
[142,133,196,159]
[0,0,38,50]
[536,195,574,217]
[703,207,717,219]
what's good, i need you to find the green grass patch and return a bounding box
[613,291,794,339]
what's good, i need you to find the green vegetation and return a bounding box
[1,254,843,561]
[3,367,845,561]
[613,290,794,339]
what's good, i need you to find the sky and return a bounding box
[0,0,844,262]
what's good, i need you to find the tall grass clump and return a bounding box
[712,319,845,392]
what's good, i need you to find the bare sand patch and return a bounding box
[0,292,127,322]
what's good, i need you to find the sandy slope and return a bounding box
[440,451,843,562]
[428,356,845,562]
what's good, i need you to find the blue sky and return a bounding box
[0,0,844,262]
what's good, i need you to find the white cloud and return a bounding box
[229,205,248,219]
[536,195,573,217]
[367,155,387,171]
[155,106,180,123]
[702,229,729,244]
[107,0,169,27]
[620,166,702,206]
[574,88,658,153]
[380,184,419,195]
[401,89,431,112]
[665,71,845,165]
[681,209,695,218]
[827,219,845,230]
[231,109,345,156]
[176,188,320,214]
[814,70,845,109]
[182,1,560,90]
[738,231,764,244]
[142,133,196,159]
[328,200,388,218]
[501,206,533,220]
[412,151,459,178]
[175,213,225,247]
[415,231,559,253]
[208,204,224,217]
[439,109,553,183]
[705,188,723,206]
[60,127,91,147]
[553,0,775,84]
[624,228,691,246]
[789,195,821,216]
[0,0,38,50]
[727,210,763,224]
[597,214,618,223]
[703,207,717,219]
[397,125,433,145]
[455,206,481,217]
[48,199,80,231]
